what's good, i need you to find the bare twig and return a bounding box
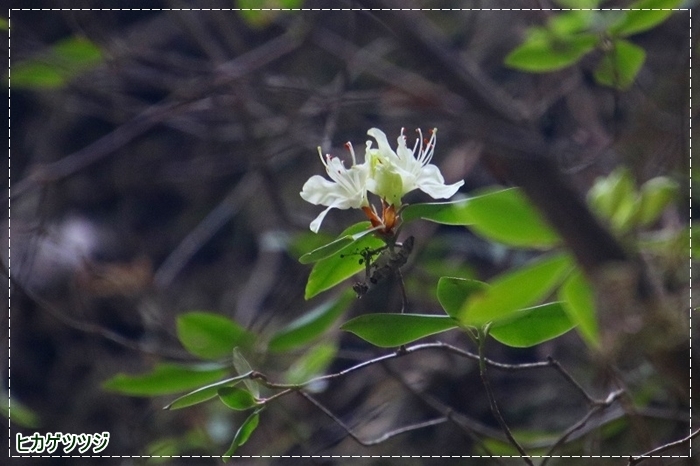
[153,172,260,288]
[540,389,625,465]
[547,356,597,404]
[476,328,534,466]
[298,390,448,447]
[627,428,700,465]
[15,283,196,361]
[11,100,187,200]
[381,362,509,462]
[253,341,554,393]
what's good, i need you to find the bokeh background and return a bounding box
[2,2,695,464]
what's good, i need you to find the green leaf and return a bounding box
[588,167,641,232]
[594,39,646,90]
[11,36,103,89]
[401,199,475,225]
[177,312,254,359]
[233,348,260,399]
[222,409,261,460]
[238,0,304,27]
[285,343,337,385]
[559,270,600,348]
[288,230,335,260]
[610,0,682,37]
[505,31,598,72]
[53,36,102,64]
[637,176,679,227]
[549,11,595,36]
[2,397,40,428]
[554,0,601,7]
[436,277,489,319]
[103,363,228,396]
[403,188,560,249]
[0,18,8,31]
[460,253,573,326]
[299,222,379,263]
[489,302,575,347]
[218,387,258,411]
[164,374,249,410]
[341,314,457,348]
[304,224,385,299]
[466,188,561,248]
[11,62,65,88]
[269,290,354,352]
[588,171,618,219]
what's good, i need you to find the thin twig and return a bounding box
[253,341,553,393]
[11,101,187,200]
[153,172,260,288]
[16,283,197,361]
[547,356,596,404]
[298,390,447,447]
[396,267,408,313]
[540,389,625,466]
[477,328,534,466]
[627,428,700,465]
[381,362,508,462]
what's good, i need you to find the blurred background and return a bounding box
[2,1,695,464]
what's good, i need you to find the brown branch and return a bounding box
[627,428,700,465]
[381,362,509,462]
[11,100,187,200]
[253,341,554,393]
[547,356,597,404]
[153,172,260,288]
[15,282,197,361]
[477,330,534,466]
[540,389,625,465]
[298,390,448,448]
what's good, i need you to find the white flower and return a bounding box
[365,127,464,205]
[300,145,369,233]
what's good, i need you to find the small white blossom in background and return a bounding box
[300,127,464,233]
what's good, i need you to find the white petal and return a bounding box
[416,164,464,199]
[367,128,399,162]
[395,134,418,170]
[300,175,345,205]
[309,206,333,233]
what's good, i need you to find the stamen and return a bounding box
[345,142,357,166]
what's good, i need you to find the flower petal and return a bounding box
[300,175,345,206]
[415,164,464,199]
[309,206,334,233]
[367,128,399,162]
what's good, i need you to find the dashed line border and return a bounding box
[6,6,693,460]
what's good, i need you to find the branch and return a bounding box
[253,341,554,393]
[477,329,534,466]
[540,389,625,465]
[16,282,197,361]
[298,391,447,448]
[627,428,700,465]
[153,172,260,288]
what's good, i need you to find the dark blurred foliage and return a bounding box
[1,1,695,464]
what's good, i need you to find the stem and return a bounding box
[476,327,534,466]
[627,428,700,465]
[397,268,408,313]
[540,389,624,465]
[298,391,447,447]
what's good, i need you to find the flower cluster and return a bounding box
[300,127,464,233]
